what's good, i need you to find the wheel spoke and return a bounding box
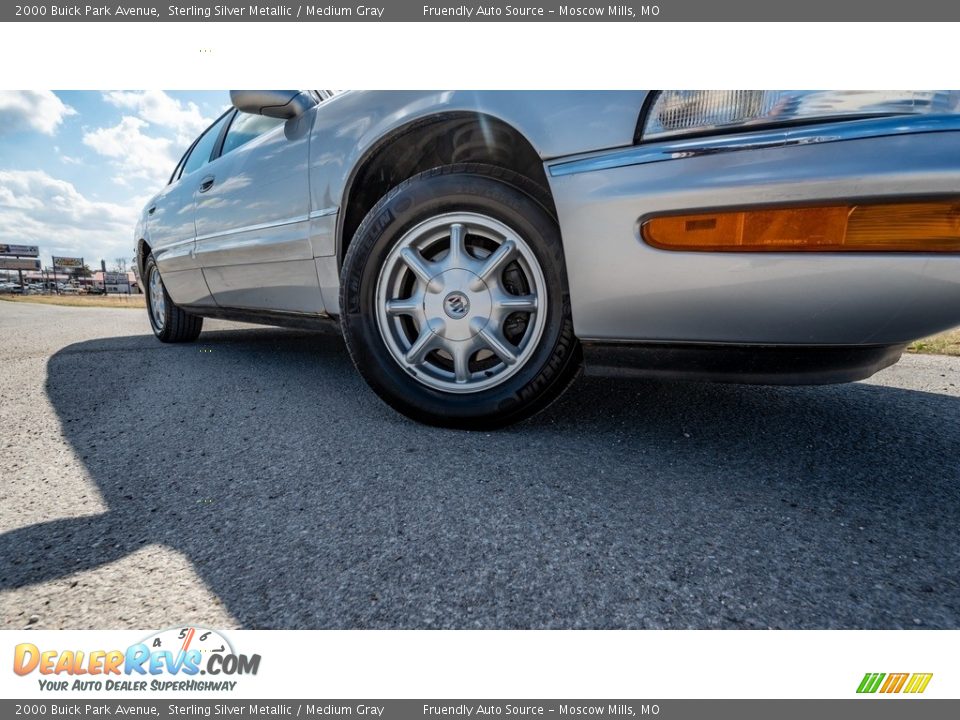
[400,248,441,292]
[470,239,516,291]
[385,296,422,317]
[474,322,518,365]
[447,223,468,269]
[452,343,472,383]
[495,294,538,312]
[405,327,438,365]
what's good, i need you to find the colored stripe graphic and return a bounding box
[880,673,909,693]
[857,672,932,694]
[904,673,934,694]
[857,673,885,693]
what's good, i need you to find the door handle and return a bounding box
[148,206,156,215]
[198,176,216,193]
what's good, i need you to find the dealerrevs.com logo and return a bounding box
[13,627,260,692]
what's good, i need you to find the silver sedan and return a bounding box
[135,90,960,427]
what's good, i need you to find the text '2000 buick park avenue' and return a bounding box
[135,90,960,428]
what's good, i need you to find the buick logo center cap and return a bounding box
[444,292,470,319]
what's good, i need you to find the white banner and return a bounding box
[1,630,953,700]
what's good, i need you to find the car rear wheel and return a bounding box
[144,254,203,343]
[340,164,581,429]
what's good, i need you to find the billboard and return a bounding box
[0,244,39,257]
[52,256,84,270]
[103,272,129,285]
[0,257,41,271]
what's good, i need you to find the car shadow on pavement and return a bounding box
[2,326,959,628]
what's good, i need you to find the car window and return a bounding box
[181,112,232,177]
[221,113,285,157]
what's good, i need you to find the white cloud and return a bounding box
[54,147,83,166]
[0,169,139,266]
[103,90,211,145]
[0,91,76,136]
[83,116,175,185]
[82,91,215,188]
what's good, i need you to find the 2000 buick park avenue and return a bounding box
[135,90,960,427]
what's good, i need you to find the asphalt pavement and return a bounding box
[1,300,958,629]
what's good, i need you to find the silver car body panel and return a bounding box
[549,129,960,345]
[191,112,321,313]
[137,91,960,352]
[143,91,648,315]
[549,113,960,176]
[304,90,648,313]
[143,171,213,306]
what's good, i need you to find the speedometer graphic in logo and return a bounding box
[140,627,234,658]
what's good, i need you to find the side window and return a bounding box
[181,112,232,178]
[221,113,285,157]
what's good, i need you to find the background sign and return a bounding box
[0,257,41,271]
[103,271,128,285]
[52,256,84,269]
[0,244,39,257]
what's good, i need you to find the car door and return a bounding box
[192,108,320,313]
[145,113,231,307]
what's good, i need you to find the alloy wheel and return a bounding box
[149,265,166,331]
[374,212,547,394]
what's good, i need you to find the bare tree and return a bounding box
[113,257,128,273]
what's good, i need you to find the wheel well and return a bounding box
[137,239,151,277]
[338,114,555,264]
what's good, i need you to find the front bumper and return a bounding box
[547,120,960,346]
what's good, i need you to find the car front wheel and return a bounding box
[144,254,203,343]
[340,164,581,429]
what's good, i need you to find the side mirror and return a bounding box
[229,90,318,119]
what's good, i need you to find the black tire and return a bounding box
[144,254,203,343]
[340,164,582,429]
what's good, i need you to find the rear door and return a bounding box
[145,177,199,304]
[193,108,320,313]
[147,111,232,307]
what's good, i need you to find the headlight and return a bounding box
[640,90,960,141]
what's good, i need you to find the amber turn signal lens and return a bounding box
[641,201,960,252]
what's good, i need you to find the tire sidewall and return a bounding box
[341,169,579,427]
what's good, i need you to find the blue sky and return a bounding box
[0,91,231,271]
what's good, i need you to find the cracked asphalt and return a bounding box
[1,300,958,629]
